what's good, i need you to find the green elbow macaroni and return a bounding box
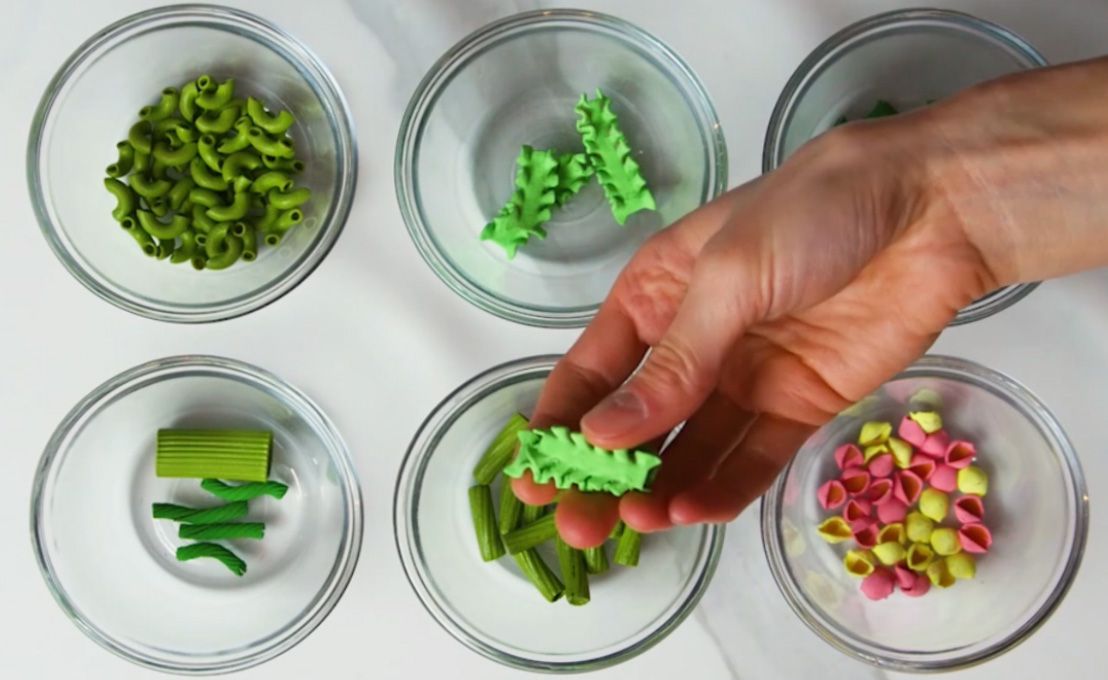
[246,97,296,135]
[137,210,190,240]
[140,87,179,123]
[206,190,251,222]
[104,177,136,222]
[195,78,235,111]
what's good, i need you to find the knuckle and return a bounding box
[639,338,710,398]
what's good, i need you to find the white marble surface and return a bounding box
[2,0,1106,678]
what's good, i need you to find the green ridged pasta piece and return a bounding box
[554,152,594,206]
[169,229,198,264]
[468,485,505,562]
[521,502,546,524]
[176,542,247,576]
[178,522,265,541]
[106,141,134,177]
[104,177,135,222]
[189,157,229,191]
[200,478,288,501]
[575,90,655,225]
[137,210,189,240]
[267,186,311,210]
[206,191,251,222]
[503,427,662,496]
[246,96,295,135]
[128,120,154,154]
[473,413,529,484]
[584,545,609,574]
[152,500,248,524]
[555,537,590,606]
[195,105,239,135]
[503,513,558,554]
[511,548,564,603]
[497,479,523,534]
[614,526,642,567]
[179,80,200,121]
[195,78,235,111]
[205,226,244,270]
[221,151,262,184]
[218,117,254,154]
[480,145,559,258]
[156,429,271,481]
[139,87,179,123]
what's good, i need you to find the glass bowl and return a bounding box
[31,355,364,673]
[761,355,1088,671]
[394,355,725,671]
[762,9,1046,325]
[396,10,727,328]
[27,4,357,322]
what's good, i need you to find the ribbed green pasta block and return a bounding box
[480,145,559,259]
[575,90,656,225]
[503,426,661,496]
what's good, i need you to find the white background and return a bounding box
[2,0,1106,678]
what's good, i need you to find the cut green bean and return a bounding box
[512,548,564,603]
[189,157,229,191]
[468,485,505,562]
[246,96,295,135]
[140,87,179,123]
[176,542,246,576]
[497,479,523,534]
[556,537,590,606]
[169,229,198,264]
[195,105,239,135]
[128,120,154,154]
[473,413,529,484]
[178,522,265,541]
[200,478,289,501]
[196,78,235,110]
[584,545,609,574]
[152,500,248,524]
[206,191,251,222]
[137,210,189,240]
[104,177,135,222]
[156,429,272,481]
[503,513,558,554]
[268,186,311,210]
[613,526,642,567]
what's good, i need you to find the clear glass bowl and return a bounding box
[394,356,725,671]
[27,4,357,322]
[31,355,364,673]
[761,355,1088,671]
[396,10,727,328]
[762,9,1046,325]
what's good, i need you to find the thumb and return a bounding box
[581,248,763,448]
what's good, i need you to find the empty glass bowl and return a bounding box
[396,10,727,327]
[763,9,1046,325]
[761,355,1088,671]
[28,5,357,322]
[31,355,363,673]
[394,356,724,671]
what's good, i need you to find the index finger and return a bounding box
[510,300,647,505]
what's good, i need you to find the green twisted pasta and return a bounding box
[178,522,265,541]
[104,178,135,222]
[554,152,594,206]
[200,478,289,501]
[246,96,295,135]
[176,542,247,576]
[503,426,662,496]
[152,500,248,524]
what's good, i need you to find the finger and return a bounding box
[669,414,815,525]
[582,238,764,449]
[555,490,621,549]
[619,392,756,532]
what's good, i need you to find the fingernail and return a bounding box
[583,389,647,438]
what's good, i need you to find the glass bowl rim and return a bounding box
[760,7,1047,326]
[30,354,365,674]
[394,9,729,329]
[759,353,1089,672]
[26,3,358,324]
[393,354,726,672]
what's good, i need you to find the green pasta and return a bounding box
[468,485,506,562]
[124,218,156,256]
[221,151,262,183]
[156,429,272,481]
[188,186,223,208]
[140,87,179,123]
[246,97,296,135]
[251,171,292,195]
[137,210,189,240]
[132,147,150,173]
[497,479,523,534]
[261,155,304,173]
[167,177,194,211]
[106,141,135,177]
[521,502,546,524]
[268,186,311,210]
[195,78,235,111]
[178,522,265,541]
[104,177,135,222]
[176,542,247,576]
[200,478,288,501]
[271,208,303,235]
[613,526,642,567]
[575,89,655,225]
[511,548,564,603]
[169,229,198,264]
[153,141,197,168]
[472,413,529,484]
[179,81,200,121]
[195,106,240,135]
[234,221,258,261]
[197,135,222,172]
[503,513,558,555]
[246,127,295,158]
[130,172,171,199]
[152,500,249,524]
[218,118,254,154]
[556,537,590,606]
[584,545,609,574]
[205,227,244,270]
[128,120,153,154]
[206,191,251,222]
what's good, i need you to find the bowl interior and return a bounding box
[769,369,1083,666]
[35,362,357,671]
[34,16,344,316]
[406,16,722,321]
[779,20,1042,158]
[400,361,721,669]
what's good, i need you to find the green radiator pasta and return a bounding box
[156,429,272,482]
[152,500,248,524]
[178,522,265,541]
[503,426,661,496]
[200,478,288,501]
[472,413,529,484]
[176,542,247,576]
